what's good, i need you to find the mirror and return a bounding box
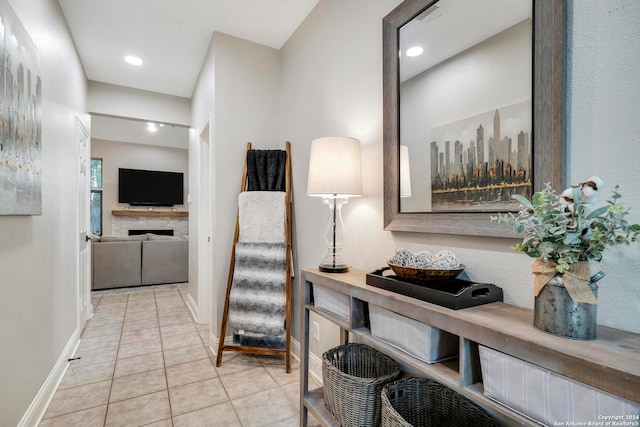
[383,0,565,237]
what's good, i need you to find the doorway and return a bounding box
[190,117,212,325]
[77,117,92,328]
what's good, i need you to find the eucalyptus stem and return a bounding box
[491,181,640,274]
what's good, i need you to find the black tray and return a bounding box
[366,267,503,310]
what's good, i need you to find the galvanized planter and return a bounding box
[533,275,598,340]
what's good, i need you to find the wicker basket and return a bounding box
[323,343,401,427]
[381,377,497,427]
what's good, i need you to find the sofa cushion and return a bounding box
[92,241,142,289]
[146,233,188,241]
[141,240,188,285]
[100,235,148,242]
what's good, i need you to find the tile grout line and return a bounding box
[156,288,175,426]
[104,289,175,424]
[55,285,311,427]
[177,287,248,426]
[101,292,128,427]
[41,288,191,426]
[41,297,115,423]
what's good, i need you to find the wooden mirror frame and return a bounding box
[383,0,565,237]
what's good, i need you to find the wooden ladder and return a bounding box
[216,141,292,372]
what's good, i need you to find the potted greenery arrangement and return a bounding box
[491,177,640,339]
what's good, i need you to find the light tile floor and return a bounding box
[40,284,321,427]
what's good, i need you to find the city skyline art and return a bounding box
[429,100,531,212]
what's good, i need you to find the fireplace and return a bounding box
[111,213,188,237]
[129,229,174,236]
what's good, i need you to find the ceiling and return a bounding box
[399,0,531,82]
[58,0,319,149]
[58,0,320,99]
[91,116,191,149]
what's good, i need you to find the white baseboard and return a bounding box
[185,292,199,323]
[209,331,216,356]
[209,331,234,356]
[18,328,81,427]
[289,338,322,385]
[308,348,323,386]
[290,337,301,360]
[290,338,324,385]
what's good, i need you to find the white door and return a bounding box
[77,118,92,327]
[198,119,212,325]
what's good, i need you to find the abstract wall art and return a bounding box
[0,1,42,215]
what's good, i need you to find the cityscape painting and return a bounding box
[0,1,42,215]
[429,101,531,212]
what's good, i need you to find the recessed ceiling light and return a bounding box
[124,55,143,66]
[147,122,157,132]
[406,46,424,57]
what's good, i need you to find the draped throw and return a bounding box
[246,149,287,192]
[238,191,286,243]
[228,242,287,336]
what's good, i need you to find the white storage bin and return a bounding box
[313,285,350,321]
[479,345,640,425]
[369,304,458,364]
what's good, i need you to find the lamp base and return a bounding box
[319,264,349,273]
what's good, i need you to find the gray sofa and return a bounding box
[92,234,188,290]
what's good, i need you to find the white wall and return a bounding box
[212,32,281,334]
[279,0,640,369]
[91,139,189,235]
[88,81,191,126]
[0,0,88,425]
[565,0,640,331]
[190,31,280,339]
[187,30,217,310]
[280,0,402,357]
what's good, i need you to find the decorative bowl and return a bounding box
[387,262,466,283]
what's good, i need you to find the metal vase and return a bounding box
[533,275,598,340]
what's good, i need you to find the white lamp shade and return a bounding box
[400,145,412,198]
[307,137,363,197]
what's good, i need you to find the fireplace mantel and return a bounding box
[112,210,188,218]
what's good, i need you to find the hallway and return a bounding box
[39,284,320,426]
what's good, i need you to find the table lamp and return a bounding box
[307,137,363,273]
[400,145,412,198]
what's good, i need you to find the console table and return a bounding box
[299,268,640,426]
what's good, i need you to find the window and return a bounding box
[90,158,103,235]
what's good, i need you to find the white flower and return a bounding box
[580,176,604,205]
[560,188,575,214]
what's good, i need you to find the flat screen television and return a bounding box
[118,168,184,206]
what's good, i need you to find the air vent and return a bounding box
[416,4,440,21]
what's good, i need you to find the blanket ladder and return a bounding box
[216,141,292,373]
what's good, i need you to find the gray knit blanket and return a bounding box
[228,242,287,336]
[238,331,286,350]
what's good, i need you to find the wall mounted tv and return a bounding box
[118,168,184,206]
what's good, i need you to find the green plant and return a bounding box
[491,179,640,274]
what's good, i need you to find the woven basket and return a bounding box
[381,377,497,427]
[323,343,401,427]
[387,262,466,283]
